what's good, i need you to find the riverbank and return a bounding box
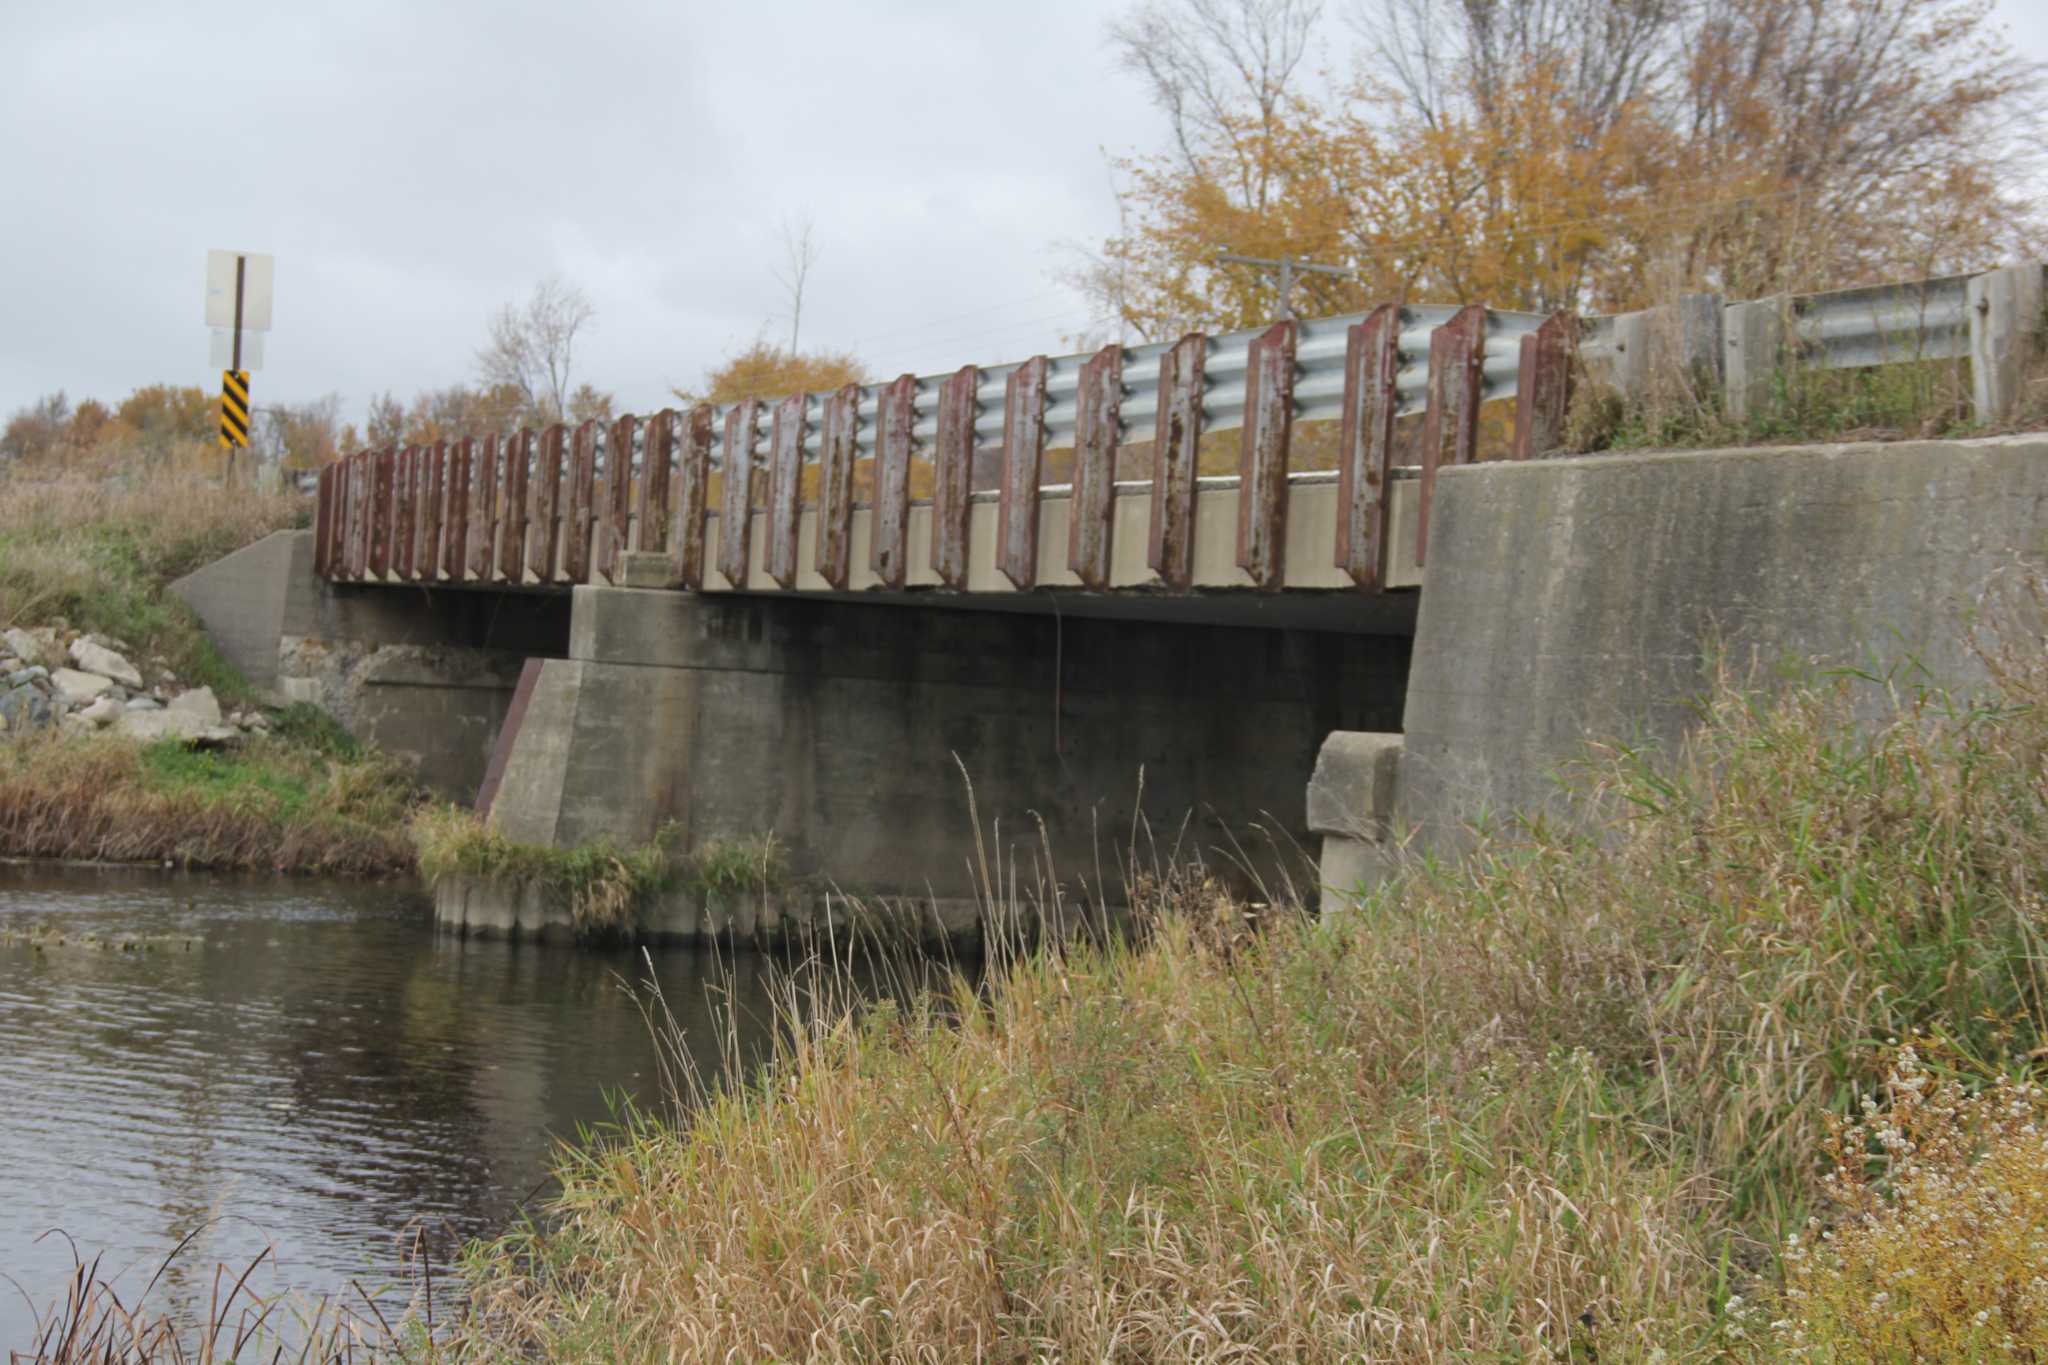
[438,650,2048,1360]
[0,473,429,877]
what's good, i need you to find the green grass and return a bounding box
[0,731,418,876]
[440,625,2048,1361]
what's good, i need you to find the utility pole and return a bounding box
[1213,251,1367,321]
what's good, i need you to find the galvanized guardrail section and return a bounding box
[314,261,2041,598]
[314,303,1569,596]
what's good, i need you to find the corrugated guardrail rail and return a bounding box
[313,261,2039,596]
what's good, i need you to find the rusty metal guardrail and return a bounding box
[313,302,1573,596]
[313,261,2041,599]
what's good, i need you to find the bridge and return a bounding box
[171,264,2047,943]
[310,305,1575,610]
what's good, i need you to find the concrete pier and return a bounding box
[464,585,1413,941]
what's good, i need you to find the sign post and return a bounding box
[204,250,275,483]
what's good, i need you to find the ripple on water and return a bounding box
[0,862,799,1349]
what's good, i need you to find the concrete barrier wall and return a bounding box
[1395,434,2048,842]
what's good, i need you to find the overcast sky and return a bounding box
[4,0,2046,428]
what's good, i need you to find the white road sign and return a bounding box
[204,249,275,331]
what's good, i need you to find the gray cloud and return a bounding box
[5,0,2043,429]
[0,0,1167,422]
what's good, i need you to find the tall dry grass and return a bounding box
[437,587,2048,1361]
[0,471,305,697]
[0,731,417,877]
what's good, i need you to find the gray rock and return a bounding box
[124,696,162,711]
[0,685,52,731]
[50,668,114,706]
[8,666,47,688]
[166,687,222,726]
[115,709,211,743]
[67,639,143,690]
[2,629,43,667]
[77,696,121,727]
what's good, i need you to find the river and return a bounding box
[0,861,902,1350]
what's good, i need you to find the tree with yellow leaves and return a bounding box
[676,341,867,407]
[1089,0,2043,335]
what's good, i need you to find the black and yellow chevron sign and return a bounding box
[218,369,251,449]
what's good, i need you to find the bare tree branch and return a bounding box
[475,276,597,427]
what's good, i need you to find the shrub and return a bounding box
[1753,1047,2048,1360]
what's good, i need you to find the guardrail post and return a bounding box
[1723,296,1788,423]
[998,356,1049,589]
[1148,334,1206,590]
[815,386,860,590]
[1335,306,1399,589]
[1969,263,2045,425]
[1236,320,1297,590]
[369,446,396,579]
[495,435,524,585]
[565,420,599,583]
[718,400,761,589]
[603,414,638,581]
[347,451,370,579]
[673,407,714,589]
[635,411,675,554]
[932,366,979,589]
[426,440,449,580]
[394,445,419,581]
[1416,306,1484,566]
[767,394,808,589]
[1070,343,1126,590]
[1510,312,1576,460]
[444,439,470,583]
[873,375,918,590]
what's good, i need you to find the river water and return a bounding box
[0,862,887,1350]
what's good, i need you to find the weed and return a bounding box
[439,602,2048,1360]
[410,807,677,938]
[0,731,417,876]
[0,471,305,702]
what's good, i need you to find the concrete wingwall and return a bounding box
[484,588,1414,908]
[171,529,570,797]
[1392,433,2048,843]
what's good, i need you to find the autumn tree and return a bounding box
[676,341,867,406]
[257,394,345,469]
[1089,0,2043,335]
[0,393,72,464]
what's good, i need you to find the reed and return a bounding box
[437,584,2048,1362]
[13,1229,429,1365]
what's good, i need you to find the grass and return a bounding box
[0,466,430,878]
[411,806,798,939]
[410,806,680,938]
[0,471,306,702]
[1568,313,2048,455]
[431,611,2048,1360]
[0,730,418,876]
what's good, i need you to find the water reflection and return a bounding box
[0,862,862,1348]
